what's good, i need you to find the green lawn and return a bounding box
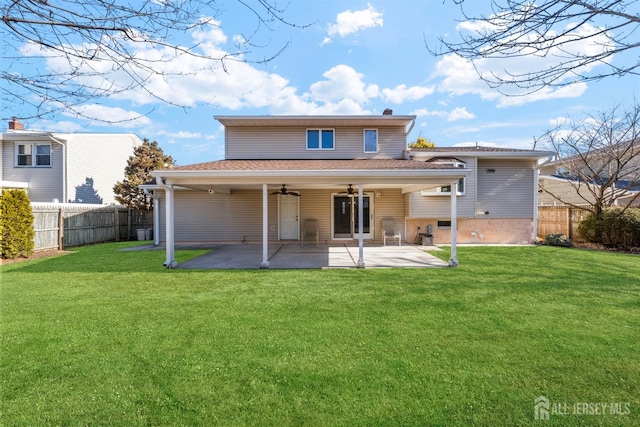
[1,243,639,426]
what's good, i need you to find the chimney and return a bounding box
[382,108,393,115]
[8,117,24,131]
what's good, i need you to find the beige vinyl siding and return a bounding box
[1,139,64,202]
[65,134,140,204]
[158,187,407,243]
[408,157,476,218]
[476,159,536,218]
[299,189,332,241]
[371,189,406,241]
[225,126,407,160]
[157,189,276,243]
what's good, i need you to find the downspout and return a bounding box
[532,155,553,243]
[153,192,160,246]
[143,188,160,246]
[156,176,177,268]
[49,134,67,202]
[404,118,416,137]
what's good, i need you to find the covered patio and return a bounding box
[175,243,448,269]
[150,159,468,269]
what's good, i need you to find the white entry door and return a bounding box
[279,194,299,240]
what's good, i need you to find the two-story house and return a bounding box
[1,118,142,204]
[148,113,551,268]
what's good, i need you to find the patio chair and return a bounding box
[302,218,319,246]
[382,218,402,246]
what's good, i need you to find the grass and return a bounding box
[1,242,639,425]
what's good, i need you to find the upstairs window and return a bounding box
[363,129,378,153]
[307,129,334,150]
[16,143,51,167]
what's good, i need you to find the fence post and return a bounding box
[114,208,120,242]
[58,207,64,250]
[566,207,572,238]
[127,209,132,241]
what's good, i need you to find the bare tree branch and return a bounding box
[432,0,640,94]
[1,0,308,122]
[537,101,640,215]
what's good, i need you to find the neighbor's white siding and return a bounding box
[225,126,407,160]
[64,134,141,204]
[476,159,536,218]
[1,137,64,202]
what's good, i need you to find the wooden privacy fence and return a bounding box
[31,203,153,251]
[537,206,591,242]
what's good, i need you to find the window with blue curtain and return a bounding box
[364,129,377,152]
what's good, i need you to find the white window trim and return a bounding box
[15,142,52,168]
[421,178,466,196]
[363,129,378,153]
[306,128,335,151]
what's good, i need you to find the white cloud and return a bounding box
[159,130,202,139]
[322,3,383,45]
[447,107,476,121]
[412,106,475,122]
[308,65,379,103]
[434,18,614,106]
[382,84,434,104]
[19,21,417,120]
[434,53,587,107]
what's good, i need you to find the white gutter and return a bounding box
[152,168,472,179]
[533,154,554,242]
[409,150,554,159]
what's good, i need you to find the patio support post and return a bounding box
[532,167,539,243]
[449,181,459,267]
[261,184,270,269]
[357,184,365,268]
[153,194,160,246]
[163,182,177,268]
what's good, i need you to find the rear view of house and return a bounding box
[1,118,142,204]
[148,113,551,268]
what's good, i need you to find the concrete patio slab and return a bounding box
[175,243,447,269]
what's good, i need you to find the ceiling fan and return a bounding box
[270,184,300,196]
[338,184,359,196]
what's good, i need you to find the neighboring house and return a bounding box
[538,145,640,207]
[0,118,142,204]
[148,113,552,268]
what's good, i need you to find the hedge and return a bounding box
[0,189,35,259]
[578,207,640,248]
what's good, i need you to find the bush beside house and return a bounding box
[0,189,35,259]
[578,207,640,249]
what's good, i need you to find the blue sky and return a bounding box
[5,1,639,166]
